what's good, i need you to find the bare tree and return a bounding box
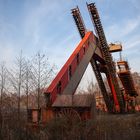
[7,51,26,121]
[30,52,55,109]
[0,62,7,138]
[0,62,7,108]
[22,59,33,110]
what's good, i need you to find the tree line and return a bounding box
[0,51,56,140]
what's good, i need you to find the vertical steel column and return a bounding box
[90,58,113,112]
[87,3,125,112]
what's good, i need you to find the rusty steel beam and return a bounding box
[87,2,125,113]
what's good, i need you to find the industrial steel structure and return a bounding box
[28,3,138,124]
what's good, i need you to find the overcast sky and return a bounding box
[0,0,140,90]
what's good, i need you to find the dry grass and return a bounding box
[0,111,140,140]
[42,113,140,140]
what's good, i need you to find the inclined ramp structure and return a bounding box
[44,3,137,114]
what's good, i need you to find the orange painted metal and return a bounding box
[106,75,120,112]
[44,31,97,103]
[109,43,122,53]
[81,111,91,120]
[117,61,138,97]
[41,108,54,124]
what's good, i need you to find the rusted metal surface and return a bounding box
[109,43,122,53]
[52,94,95,107]
[52,94,96,120]
[41,108,54,124]
[117,61,138,97]
[71,6,86,38]
[27,109,41,123]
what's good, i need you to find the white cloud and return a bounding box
[124,34,140,50]
[127,0,140,10]
[22,0,69,47]
[106,16,140,42]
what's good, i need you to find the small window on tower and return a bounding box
[57,81,61,94]
[83,46,86,54]
[77,53,79,64]
[88,41,90,46]
[68,65,72,80]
